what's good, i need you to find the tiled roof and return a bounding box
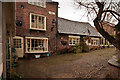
[47,0,58,3]
[58,18,101,37]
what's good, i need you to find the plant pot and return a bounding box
[14,59,18,63]
[61,40,67,45]
[76,48,82,53]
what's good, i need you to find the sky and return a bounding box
[53,0,94,26]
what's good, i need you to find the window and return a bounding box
[69,35,80,45]
[28,0,46,8]
[100,38,103,45]
[91,38,99,46]
[14,39,21,48]
[30,13,46,31]
[95,40,98,45]
[105,40,109,45]
[88,39,91,43]
[26,37,48,53]
[105,39,107,45]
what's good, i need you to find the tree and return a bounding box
[75,0,120,58]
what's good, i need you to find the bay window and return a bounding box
[26,37,48,53]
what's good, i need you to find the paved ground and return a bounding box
[16,48,116,78]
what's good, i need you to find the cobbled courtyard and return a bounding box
[16,48,116,78]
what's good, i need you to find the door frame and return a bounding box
[13,36,24,58]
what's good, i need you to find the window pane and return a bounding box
[27,38,48,52]
[32,15,34,23]
[14,39,21,48]
[31,14,46,30]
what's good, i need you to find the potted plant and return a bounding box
[11,47,18,63]
[61,40,67,45]
[107,43,110,48]
[13,55,18,63]
[103,43,105,48]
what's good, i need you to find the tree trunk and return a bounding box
[94,2,120,59]
[115,22,120,58]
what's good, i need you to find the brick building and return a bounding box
[57,18,101,52]
[15,1,58,58]
[97,22,115,48]
[102,22,115,34]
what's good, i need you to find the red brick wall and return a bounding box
[56,34,82,53]
[103,22,115,34]
[16,2,58,54]
[56,33,69,51]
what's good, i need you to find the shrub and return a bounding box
[73,44,83,53]
[73,46,77,53]
[107,43,110,48]
[117,58,120,63]
[90,48,94,51]
[76,47,82,53]
[103,43,105,48]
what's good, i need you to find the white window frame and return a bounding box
[69,35,80,46]
[28,0,46,8]
[13,36,24,49]
[25,37,48,53]
[91,38,99,46]
[100,38,104,46]
[13,38,22,48]
[30,13,46,31]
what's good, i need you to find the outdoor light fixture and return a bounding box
[20,5,24,9]
[52,19,56,26]
[16,20,23,26]
[51,19,56,31]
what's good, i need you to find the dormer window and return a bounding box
[28,0,46,8]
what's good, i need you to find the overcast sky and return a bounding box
[53,0,94,26]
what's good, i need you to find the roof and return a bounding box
[93,27,103,37]
[47,0,58,3]
[58,18,101,37]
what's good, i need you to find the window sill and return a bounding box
[30,28,46,31]
[69,44,75,46]
[25,51,48,53]
[91,45,98,46]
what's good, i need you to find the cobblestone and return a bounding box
[16,48,116,78]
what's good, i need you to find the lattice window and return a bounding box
[26,37,48,53]
[28,0,46,8]
[30,13,46,31]
[69,36,80,46]
[14,39,21,48]
[91,39,98,46]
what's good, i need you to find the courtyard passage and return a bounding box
[16,48,116,78]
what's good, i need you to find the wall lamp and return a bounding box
[20,5,24,9]
[16,20,22,26]
[51,19,56,31]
